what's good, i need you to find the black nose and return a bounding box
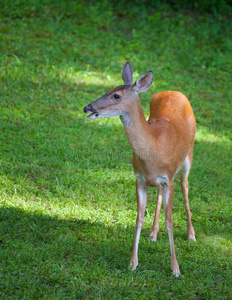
[84,104,92,113]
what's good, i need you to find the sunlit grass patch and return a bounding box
[196,126,231,145]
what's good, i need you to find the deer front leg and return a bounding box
[129,176,147,270]
[149,185,163,241]
[163,180,180,277]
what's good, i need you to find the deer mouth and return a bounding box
[87,112,100,119]
[83,105,100,119]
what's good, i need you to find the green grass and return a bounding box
[0,1,231,299]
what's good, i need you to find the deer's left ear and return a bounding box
[133,71,153,93]
[122,61,133,85]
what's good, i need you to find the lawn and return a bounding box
[0,1,231,299]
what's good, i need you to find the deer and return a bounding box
[83,61,196,277]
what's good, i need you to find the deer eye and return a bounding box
[113,94,120,99]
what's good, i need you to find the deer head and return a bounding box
[83,61,153,124]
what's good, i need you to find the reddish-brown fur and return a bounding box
[84,62,196,276]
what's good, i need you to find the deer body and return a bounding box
[84,62,196,277]
[128,90,196,187]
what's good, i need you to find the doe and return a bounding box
[83,61,196,276]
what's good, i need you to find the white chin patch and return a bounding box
[88,111,122,119]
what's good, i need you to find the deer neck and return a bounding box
[120,97,153,157]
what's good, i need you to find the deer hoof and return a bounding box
[188,228,196,241]
[172,260,180,277]
[149,231,158,242]
[129,259,138,271]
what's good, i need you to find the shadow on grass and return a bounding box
[0,206,133,297]
[1,205,231,299]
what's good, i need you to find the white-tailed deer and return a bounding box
[83,61,196,276]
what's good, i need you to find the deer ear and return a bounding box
[122,61,133,85]
[133,71,153,93]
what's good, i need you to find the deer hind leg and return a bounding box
[180,154,196,241]
[163,180,180,277]
[129,175,147,270]
[149,185,163,241]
